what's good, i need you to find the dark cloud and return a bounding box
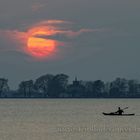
[0,0,140,88]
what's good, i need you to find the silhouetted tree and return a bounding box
[128,80,140,97]
[18,80,33,97]
[92,80,105,97]
[85,81,94,97]
[34,74,54,97]
[0,78,9,97]
[48,74,69,98]
[104,82,111,97]
[109,78,128,97]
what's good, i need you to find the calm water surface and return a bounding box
[0,99,140,140]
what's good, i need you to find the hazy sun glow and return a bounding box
[1,20,94,59]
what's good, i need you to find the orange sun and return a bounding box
[27,27,57,58]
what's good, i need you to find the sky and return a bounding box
[0,0,140,89]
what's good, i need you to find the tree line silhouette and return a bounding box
[0,74,140,98]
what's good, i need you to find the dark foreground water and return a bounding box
[0,99,140,140]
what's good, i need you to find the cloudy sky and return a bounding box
[0,0,140,89]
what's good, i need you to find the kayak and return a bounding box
[103,112,135,116]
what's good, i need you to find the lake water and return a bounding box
[0,99,140,140]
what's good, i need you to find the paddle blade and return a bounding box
[123,107,129,110]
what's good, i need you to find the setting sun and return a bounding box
[26,26,58,58]
[27,37,56,58]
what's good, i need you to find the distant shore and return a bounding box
[1,74,140,98]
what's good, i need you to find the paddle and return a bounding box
[122,107,129,111]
